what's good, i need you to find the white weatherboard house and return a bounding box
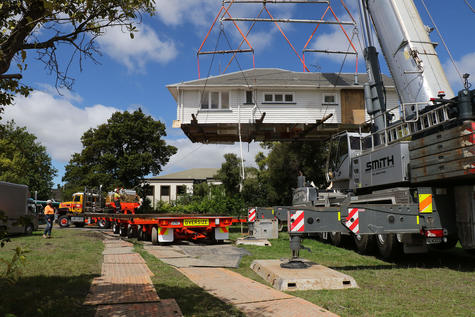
[168,68,399,143]
[144,168,221,206]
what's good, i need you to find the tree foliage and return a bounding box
[0,120,56,199]
[0,0,156,114]
[63,109,177,191]
[215,153,242,196]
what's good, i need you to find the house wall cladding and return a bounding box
[178,88,400,125]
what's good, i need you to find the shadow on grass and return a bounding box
[152,283,245,317]
[0,274,99,317]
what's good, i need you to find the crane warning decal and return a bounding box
[290,210,305,232]
[248,208,256,222]
[345,208,359,234]
[419,194,432,213]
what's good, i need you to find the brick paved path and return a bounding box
[84,235,182,317]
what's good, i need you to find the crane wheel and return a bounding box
[376,234,402,260]
[329,232,342,246]
[354,234,377,254]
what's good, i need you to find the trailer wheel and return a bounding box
[58,215,70,228]
[127,226,138,238]
[329,232,342,246]
[151,226,159,245]
[376,234,402,260]
[354,234,376,254]
[24,223,34,235]
[112,222,120,234]
[137,226,144,241]
[98,219,110,229]
[119,225,127,237]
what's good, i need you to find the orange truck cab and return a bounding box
[59,192,100,214]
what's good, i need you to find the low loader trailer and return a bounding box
[84,213,246,244]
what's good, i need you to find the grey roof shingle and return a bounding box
[147,168,219,180]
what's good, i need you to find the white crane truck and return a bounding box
[268,0,475,265]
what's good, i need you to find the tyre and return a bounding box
[151,226,159,245]
[137,226,144,241]
[127,226,138,238]
[112,222,120,234]
[354,234,377,254]
[329,232,342,246]
[119,225,127,237]
[58,215,70,228]
[24,223,34,235]
[98,219,110,229]
[376,233,402,260]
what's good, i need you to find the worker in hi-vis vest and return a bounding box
[113,188,121,213]
[43,200,55,238]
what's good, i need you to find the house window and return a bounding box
[160,185,170,196]
[200,91,230,110]
[143,185,154,196]
[323,93,337,104]
[263,92,295,103]
[176,185,186,195]
[246,91,253,104]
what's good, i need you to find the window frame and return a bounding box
[262,92,295,104]
[322,93,338,105]
[200,91,231,110]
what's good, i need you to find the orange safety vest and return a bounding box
[44,205,55,215]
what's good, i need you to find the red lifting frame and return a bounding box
[302,0,359,74]
[197,0,255,78]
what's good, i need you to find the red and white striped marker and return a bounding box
[290,210,305,232]
[345,208,359,234]
[248,208,256,222]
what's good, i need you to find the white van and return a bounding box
[0,181,38,234]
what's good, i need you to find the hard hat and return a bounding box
[47,200,52,204]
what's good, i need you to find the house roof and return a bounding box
[147,168,219,181]
[167,68,395,100]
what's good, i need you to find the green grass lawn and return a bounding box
[0,227,103,317]
[229,230,475,317]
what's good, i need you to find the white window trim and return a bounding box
[322,93,338,105]
[200,91,231,110]
[262,92,295,104]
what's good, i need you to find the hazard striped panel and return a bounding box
[290,210,305,233]
[419,194,433,213]
[248,208,256,222]
[158,227,174,242]
[345,208,359,234]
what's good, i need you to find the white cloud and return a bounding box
[2,91,120,162]
[36,83,83,103]
[443,52,475,91]
[160,138,267,175]
[98,24,177,71]
[155,0,218,27]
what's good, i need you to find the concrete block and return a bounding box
[251,219,278,239]
[251,259,358,291]
[236,237,271,246]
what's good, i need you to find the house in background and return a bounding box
[144,168,221,207]
[167,68,399,144]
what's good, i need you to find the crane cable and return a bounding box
[420,0,464,84]
[464,0,475,13]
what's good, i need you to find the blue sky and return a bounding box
[2,0,475,187]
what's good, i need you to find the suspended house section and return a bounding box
[168,68,398,143]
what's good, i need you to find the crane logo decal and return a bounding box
[345,208,360,234]
[290,210,305,232]
[248,208,256,222]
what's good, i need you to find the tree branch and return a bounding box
[0,74,22,80]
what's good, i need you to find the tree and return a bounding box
[0,120,57,199]
[63,109,177,191]
[0,0,156,113]
[215,153,242,196]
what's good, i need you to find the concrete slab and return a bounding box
[143,247,187,259]
[178,267,293,305]
[102,247,135,255]
[236,238,271,246]
[178,244,251,257]
[160,256,241,268]
[250,259,358,291]
[235,297,338,317]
